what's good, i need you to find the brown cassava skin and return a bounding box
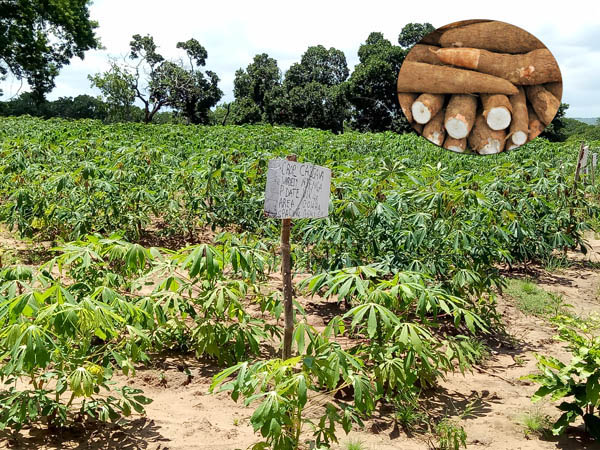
[444,94,477,138]
[526,85,560,125]
[397,61,518,94]
[509,87,529,144]
[443,136,467,152]
[468,114,506,154]
[412,123,424,134]
[420,20,493,45]
[412,93,445,124]
[405,44,444,65]
[544,82,563,101]
[397,93,418,123]
[420,30,443,45]
[528,107,545,141]
[422,109,446,146]
[439,21,545,54]
[434,48,561,85]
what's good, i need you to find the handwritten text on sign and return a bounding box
[264,159,331,219]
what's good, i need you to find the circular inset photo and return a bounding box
[397,19,562,155]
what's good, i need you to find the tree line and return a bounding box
[1,24,436,134]
[0,3,570,139]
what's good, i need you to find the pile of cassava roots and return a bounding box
[397,20,562,154]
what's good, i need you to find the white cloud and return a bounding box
[1,0,599,116]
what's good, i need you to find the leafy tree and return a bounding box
[89,61,137,122]
[47,95,107,120]
[347,33,406,133]
[347,24,434,133]
[159,39,223,125]
[0,0,100,99]
[232,54,281,124]
[90,35,222,124]
[277,45,350,133]
[541,103,569,142]
[397,23,435,48]
[89,34,167,123]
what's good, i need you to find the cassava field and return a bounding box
[1,116,600,449]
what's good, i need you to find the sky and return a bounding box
[2,0,600,118]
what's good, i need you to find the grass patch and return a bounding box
[516,406,552,438]
[344,439,367,450]
[505,279,572,317]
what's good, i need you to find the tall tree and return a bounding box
[0,0,100,99]
[90,35,222,124]
[89,34,168,123]
[160,39,223,125]
[347,23,435,133]
[278,45,350,133]
[232,53,281,124]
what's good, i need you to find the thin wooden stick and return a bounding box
[281,154,296,360]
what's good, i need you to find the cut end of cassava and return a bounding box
[412,101,432,124]
[447,145,466,153]
[445,117,469,139]
[506,142,520,151]
[511,130,527,146]
[486,107,511,130]
[425,131,444,146]
[478,139,503,155]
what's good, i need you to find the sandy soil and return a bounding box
[3,232,600,449]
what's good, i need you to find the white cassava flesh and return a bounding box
[478,140,504,155]
[485,107,511,130]
[411,94,445,124]
[511,130,528,146]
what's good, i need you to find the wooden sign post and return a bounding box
[264,155,331,360]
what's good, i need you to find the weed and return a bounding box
[434,418,467,450]
[513,356,527,367]
[394,398,426,431]
[505,279,572,317]
[516,407,551,438]
[344,438,367,450]
[544,254,572,272]
[233,418,240,426]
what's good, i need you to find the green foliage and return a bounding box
[0,0,100,98]
[397,23,435,48]
[516,406,552,438]
[276,45,350,133]
[525,315,600,439]
[232,53,282,124]
[89,35,222,124]
[434,418,467,450]
[541,103,569,142]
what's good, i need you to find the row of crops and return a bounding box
[0,116,598,447]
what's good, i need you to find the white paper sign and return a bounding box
[264,159,331,219]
